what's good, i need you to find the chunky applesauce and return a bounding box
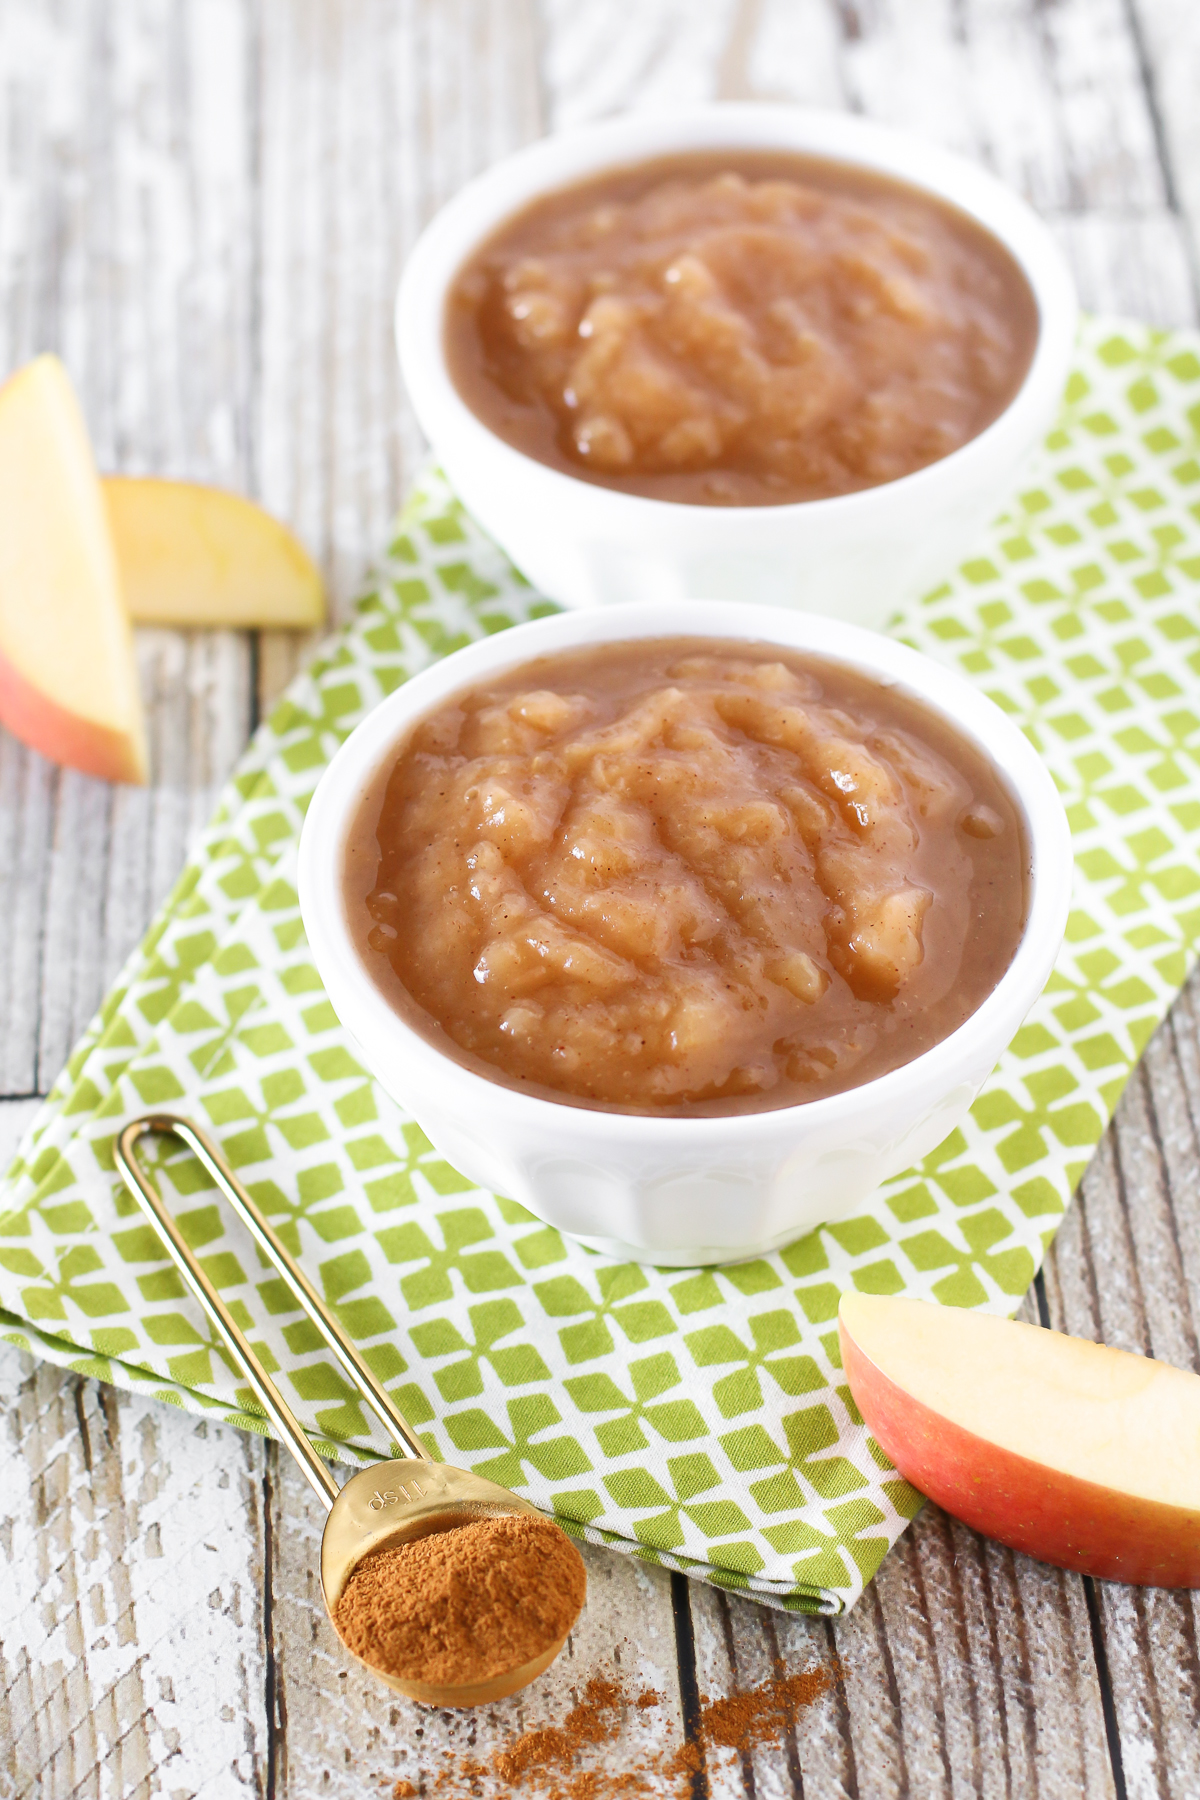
[345,640,1027,1116]
[445,151,1038,506]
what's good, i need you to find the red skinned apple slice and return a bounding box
[0,355,146,783]
[839,1290,1200,1587]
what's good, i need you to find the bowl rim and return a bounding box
[298,601,1074,1141]
[395,100,1079,526]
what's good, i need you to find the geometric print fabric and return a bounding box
[2,315,1200,1613]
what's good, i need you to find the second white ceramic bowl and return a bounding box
[397,104,1077,629]
[298,604,1073,1265]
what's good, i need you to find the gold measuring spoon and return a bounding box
[116,1113,583,1707]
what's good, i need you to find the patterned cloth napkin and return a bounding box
[3,316,1200,1614]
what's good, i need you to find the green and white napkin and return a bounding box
[3,315,1200,1614]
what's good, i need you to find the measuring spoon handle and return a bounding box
[129,1115,429,1461]
[117,1116,341,1508]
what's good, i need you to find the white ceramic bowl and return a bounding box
[299,603,1073,1265]
[396,103,1077,629]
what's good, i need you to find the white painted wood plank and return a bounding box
[688,1593,851,1799]
[541,0,751,129]
[1039,971,1200,1800]
[0,0,260,1098]
[1052,213,1197,327]
[692,1511,1114,1798]
[0,7,270,1788]
[0,1098,40,1173]
[539,0,1168,204]
[0,1348,268,1799]
[816,0,1164,212]
[0,741,53,1097]
[254,0,544,638]
[1130,0,1200,307]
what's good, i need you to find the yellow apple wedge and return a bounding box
[103,477,325,629]
[839,1290,1200,1587]
[0,356,146,783]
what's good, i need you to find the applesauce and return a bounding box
[345,640,1027,1116]
[445,151,1038,506]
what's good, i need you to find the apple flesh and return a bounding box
[839,1290,1200,1587]
[103,477,325,629]
[0,356,146,784]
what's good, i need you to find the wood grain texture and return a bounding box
[0,0,258,1096]
[0,1351,268,1799]
[1039,975,1200,1800]
[691,1490,1116,1799]
[253,0,544,628]
[1129,0,1200,313]
[3,1,1200,1796]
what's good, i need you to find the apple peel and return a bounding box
[0,356,146,783]
[839,1290,1200,1588]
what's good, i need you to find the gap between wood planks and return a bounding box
[1035,1269,1128,1800]
[671,1571,710,1800]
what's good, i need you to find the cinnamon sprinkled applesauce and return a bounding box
[445,151,1038,506]
[345,640,1027,1117]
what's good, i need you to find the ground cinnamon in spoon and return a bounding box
[334,1511,586,1687]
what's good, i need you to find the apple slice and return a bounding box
[103,477,325,629]
[839,1290,1200,1587]
[0,356,146,784]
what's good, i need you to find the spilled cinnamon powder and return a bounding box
[489,1676,623,1786]
[699,1664,837,1756]
[335,1512,585,1686]
[383,1654,837,1796]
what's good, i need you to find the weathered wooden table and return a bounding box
[3,3,1200,1794]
